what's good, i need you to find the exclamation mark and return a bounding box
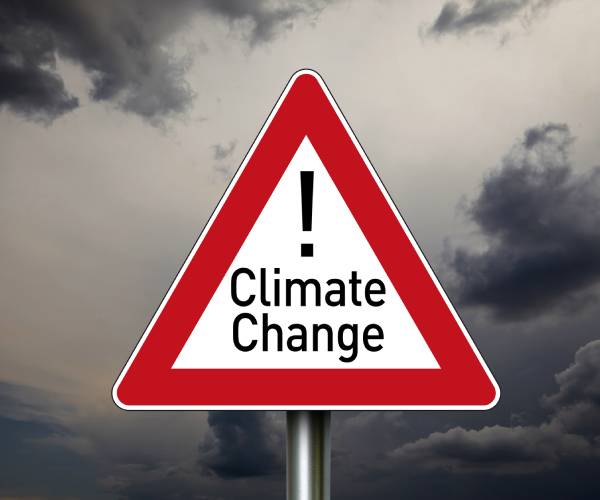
[300,171,314,257]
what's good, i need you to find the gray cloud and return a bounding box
[446,123,600,320]
[198,411,283,478]
[212,140,237,161]
[544,340,600,438]
[390,423,590,474]
[110,464,282,500]
[212,140,238,177]
[0,0,333,124]
[0,1,194,124]
[0,19,79,125]
[427,0,561,36]
[105,465,211,500]
[0,382,262,499]
[390,340,600,474]
[200,0,333,45]
[0,382,103,499]
[0,381,71,425]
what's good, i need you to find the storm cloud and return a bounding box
[198,411,283,479]
[0,382,284,499]
[427,0,561,36]
[390,424,590,474]
[0,0,333,124]
[390,340,600,474]
[544,339,600,438]
[446,123,600,320]
[0,382,103,498]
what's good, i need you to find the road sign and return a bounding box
[113,70,499,410]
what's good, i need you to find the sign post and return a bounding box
[113,69,499,496]
[287,411,331,500]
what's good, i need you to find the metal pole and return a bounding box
[286,411,331,500]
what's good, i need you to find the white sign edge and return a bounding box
[112,68,501,411]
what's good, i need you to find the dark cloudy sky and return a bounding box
[2,0,600,498]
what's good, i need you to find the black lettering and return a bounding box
[260,267,270,306]
[231,268,255,307]
[365,279,385,306]
[338,323,359,362]
[285,278,321,306]
[273,268,281,306]
[287,324,307,352]
[363,324,384,352]
[262,313,283,351]
[349,271,362,306]
[312,323,334,351]
[232,313,257,351]
[325,279,345,306]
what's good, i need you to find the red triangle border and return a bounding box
[113,70,500,410]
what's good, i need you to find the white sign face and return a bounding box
[173,138,439,370]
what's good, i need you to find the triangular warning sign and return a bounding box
[113,70,499,410]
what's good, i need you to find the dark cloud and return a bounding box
[0,0,333,124]
[110,463,283,500]
[446,123,600,320]
[0,20,79,124]
[0,381,102,499]
[427,0,560,36]
[0,381,69,424]
[106,465,211,500]
[332,411,406,472]
[0,382,226,499]
[390,424,590,474]
[390,340,600,474]
[198,411,283,479]
[201,0,332,45]
[523,122,569,149]
[0,1,193,123]
[544,340,600,438]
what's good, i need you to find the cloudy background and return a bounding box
[1,0,600,498]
